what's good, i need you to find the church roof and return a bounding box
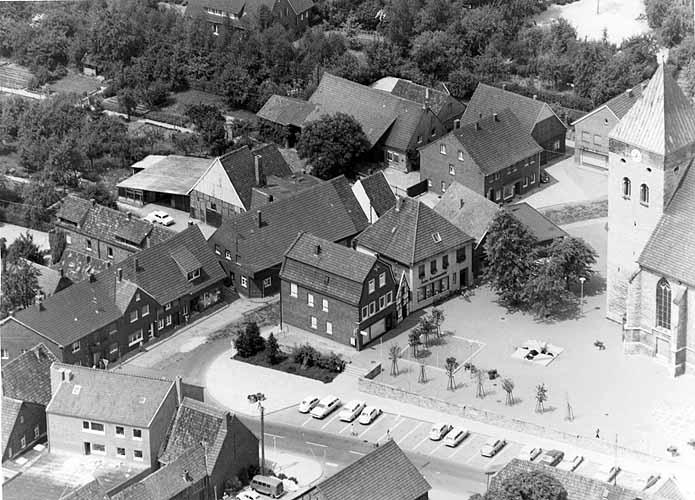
[609,64,695,157]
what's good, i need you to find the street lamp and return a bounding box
[248,392,266,475]
[579,277,586,314]
[485,470,497,492]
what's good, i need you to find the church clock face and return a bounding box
[631,148,642,162]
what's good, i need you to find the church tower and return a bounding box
[606,64,695,322]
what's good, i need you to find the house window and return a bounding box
[209,202,217,211]
[593,134,603,146]
[369,302,376,315]
[86,239,92,251]
[387,151,400,163]
[117,447,125,456]
[158,318,165,330]
[448,164,455,175]
[307,293,314,307]
[656,278,671,329]
[379,272,386,288]
[263,277,272,288]
[379,295,386,309]
[141,304,150,317]
[240,276,248,288]
[148,323,155,338]
[214,244,221,255]
[212,23,219,35]
[20,436,26,449]
[116,426,124,437]
[107,247,114,259]
[442,255,449,269]
[440,144,447,155]
[503,185,513,198]
[581,131,590,144]
[326,321,333,335]
[34,425,40,439]
[133,429,142,440]
[362,305,369,319]
[290,283,298,297]
[431,128,436,137]
[0,349,7,359]
[19,415,24,424]
[456,247,466,263]
[128,330,143,347]
[187,269,200,281]
[622,177,631,198]
[164,302,172,311]
[640,184,649,205]
[523,176,529,187]
[430,259,437,274]
[529,173,536,184]
[418,264,425,278]
[417,135,423,143]
[225,250,232,260]
[130,310,138,323]
[427,179,433,188]
[369,279,375,293]
[441,181,447,193]
[495,189,502,201]
[83,421,104,434]
[66,235,72,244]
[92,443,105,455]
[134,450,143,461]
[322,299,328,312]
[72,341,80,353]
[310,316,317,329]
[135,293,141,302]
[554,139,561,151]
[166,315,172,326]
[386,291,393,304]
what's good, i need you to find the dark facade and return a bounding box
[532,116,566,165]
[2,399,46,462]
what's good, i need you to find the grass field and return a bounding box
[48,71,101,96]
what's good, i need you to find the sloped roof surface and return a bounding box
[116,156,212,195]
[451,108,543,175]
[250,173,323,210]
[356,197,473,266]
[507,203,567,243]
[2,397,23,455]
[375,77,466,119]
[257,95,318,127]
[46,363,174,427]
[639,160,695,285]
[604,81,646,119]
[313,440,430,500]
[211,176,368,274]
[281,233,377,305]
[434,182,499,243]
[2,343,57,406]
[23,259,70,296]
[359,171,396,216]
[610,64,695,156]
[286,0,314,14]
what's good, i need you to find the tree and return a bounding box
[296,112,369,180]
[185,104,228,155]
[139,80,169,109]
[547,237,597,289]
[49,229,67,264]
[265,332,281,365]
[81,115,130,169]
[484,209,537,308]
[1,259,40,314]
[491,471,568,500]
[389,344,400,376]
[430,308,445,337]
[535,383,548,413]
[685,58,695,98]
[502,378,515,406]
[413,315,435,349]
[475,366,485,399]
[523,264,578,319]
[234,321,265,357]
[408,330,421,358]
[445,356,458,391]
[6,231,44,265]
[118,88,138,120]
[22,181,59,230]
[220,64,254,109]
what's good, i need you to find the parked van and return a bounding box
[250,475,284,498]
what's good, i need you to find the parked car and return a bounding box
[597,465,621,483]
[339,400,366,422]
[443,427,470,447]
[538,449,565,467]
[517,445,542,461]
[429,423,453,441]
[358,406,382,425]
[236,490,261,500]
[145,210,175,226]
[558,454,584,472]
[480,438,506,457]
[310,395,341,419]
[540,171,550,183]
[298,396,320,414]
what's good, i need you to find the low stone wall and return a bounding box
[539,198,608,225]
[358,370,660,463]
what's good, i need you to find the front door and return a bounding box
[84,442,91,455]
[460,269,468,288]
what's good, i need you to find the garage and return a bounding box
[580,150,608,170]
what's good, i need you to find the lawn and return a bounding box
[48,71,102,96]
[398,334,483,373]
[234,351,342,384]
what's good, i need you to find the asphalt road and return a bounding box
[237,417,488,500]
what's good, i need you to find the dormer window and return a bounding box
[432,232,442,243]
[187,269,201,281]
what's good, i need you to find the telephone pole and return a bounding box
[248,393,267,475]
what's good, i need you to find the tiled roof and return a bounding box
[257,95,318,127]
[373,77,466,120]
[491,459,661,500]
[170,247,201,275]
[2,397,23,456]
[250,173,323,210]
[21,259,71,297]
[604,81,646,119]
[655,478,688,500]
[434,182,499,244]
[186,0,246,17]
[117,225,226,306]
[359,171,396,217]
[610,64,695,157]
[639,161,695,285]
[286,0,314,14]
[312,440,430,500]
[450,108,543,175]
[252,143,291,176]
[56,248,110,283]
[508,203,567,243]
[46,362,175,428]
[210,176,368,275]
[159,398,228,471]
[116,156,212,195]
[356,197,473,266]
[281,233,378,305]
[112,445,208,500]
[462,83,566,136]
[56,196,91,225]
[2,343,57,406]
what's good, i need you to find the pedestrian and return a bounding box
[350,423,356,437]
[595,428,600,438]
[386,429,391,441]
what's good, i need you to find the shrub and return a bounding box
[234,321,265,357]
[265,332,282,365]
[291,344,345,372]
[488,369,499,380]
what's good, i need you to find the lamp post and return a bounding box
[248,392,266,475]
[485,470,497,493]
[579,277,586,314]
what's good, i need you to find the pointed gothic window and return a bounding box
[622,177,631,198]
[640,184,649,205]
[656,278,671,329]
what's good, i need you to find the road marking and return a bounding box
[321,413,341,430]
[264,433,285,439]
[348,450,365,456]
[305,441,328,448]
[358,423,374,439]
[339,421,354,435]
[376,416,405,442]
[429,442,445,456]
[301,416,314,427]
[397,421,423,445]
[447,442,466,459]
[325,462,338,467]
[411,436,431,452]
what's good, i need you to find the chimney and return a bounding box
[626,88,632,97]
[36,299,45,311]
[134,257,139,272]
[59,268,64,278]
[453,119,460,129]
[314,244,321,256]
[532,94,537,100]
[89,272,96,283]
[90,198,96,207]
[641,81,647,90]
[254,155,264,187]
[117,267,123,282]
[127,212,131,221]
[424,87,430,110]
[188,219,194,226]
[478,112,483,120]
[395,196,402,212]
[175,375,183,405]
[459,199,465,209]
[493,113,499,122]
[475,122,481,131]
[502,83,507,90]
[256,210,262,228]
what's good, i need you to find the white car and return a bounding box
[339,400,366,422]
[145,210,175,226]
[358,406,382,425]
[518,445,542,461]
[539,449,564,466]
[443,427,470,447]
[298,396,320,414]
[429,423,453,441]
[558,454,584,471]
[236,490,261,500]
[597,465,621,483]
[310,395,341,419]
[480,438,506,457]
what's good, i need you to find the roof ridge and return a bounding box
[411,200,420,265]
[1,342,55,369]
[54,362,175,385]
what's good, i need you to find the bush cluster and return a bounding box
[291,343,346,373]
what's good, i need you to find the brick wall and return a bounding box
[61,225,137,265]
[3,402,46,461]
[210,416,259,494]
[189,190,243,224]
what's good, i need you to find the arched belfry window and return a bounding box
[640,184,649,205]
[622,177,631,198]
[656,278,671,329]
